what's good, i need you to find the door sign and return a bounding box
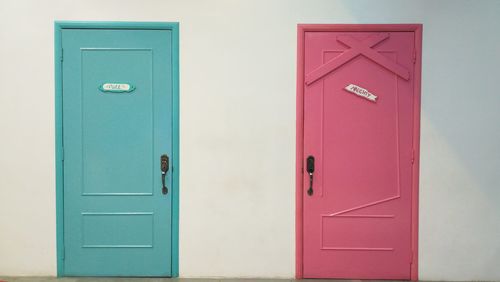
[99,82,136,93]
[344,84,377,102]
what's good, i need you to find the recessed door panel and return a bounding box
[81,49,154,195]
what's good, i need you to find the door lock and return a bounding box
[161,154,169,195]
[306,156,315,196]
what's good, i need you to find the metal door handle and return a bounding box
[306,156,315,196]
[161,154,169,195]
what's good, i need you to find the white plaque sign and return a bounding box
[99,83,135,93]
[344,84,377,102]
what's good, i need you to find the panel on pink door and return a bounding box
[303,31,415,279]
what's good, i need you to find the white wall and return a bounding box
[0,0,499,280]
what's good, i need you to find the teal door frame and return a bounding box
[54,21,180,277]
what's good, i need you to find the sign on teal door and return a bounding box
[60,26,175,276]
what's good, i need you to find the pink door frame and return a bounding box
[295,24,422,280]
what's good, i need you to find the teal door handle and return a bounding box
[161,154,169,195]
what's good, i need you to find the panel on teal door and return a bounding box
[62,28,173,276]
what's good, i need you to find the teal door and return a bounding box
[61,27,174,276]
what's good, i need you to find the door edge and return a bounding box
[54,21,180,277]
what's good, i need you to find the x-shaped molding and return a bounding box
[305,33,410,86]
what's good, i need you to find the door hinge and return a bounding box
[410,250,413,263]
[413,49,417,64]
[61,147,65,161]
[411,149,415,165]
[60,49,64,62]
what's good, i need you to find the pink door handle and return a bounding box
[307,156,315,196]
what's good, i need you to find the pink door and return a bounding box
[298,25,422,279]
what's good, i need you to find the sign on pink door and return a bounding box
[296,25,422,280]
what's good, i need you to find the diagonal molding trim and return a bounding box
[305,33,410,85]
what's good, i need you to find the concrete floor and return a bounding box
[0,279,370,282]
[0,278,384,282]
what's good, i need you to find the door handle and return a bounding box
[306,156,315,196]
[161,154,169,195]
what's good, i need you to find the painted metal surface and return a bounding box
[296,24,422,280]
[55,22,179,277]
